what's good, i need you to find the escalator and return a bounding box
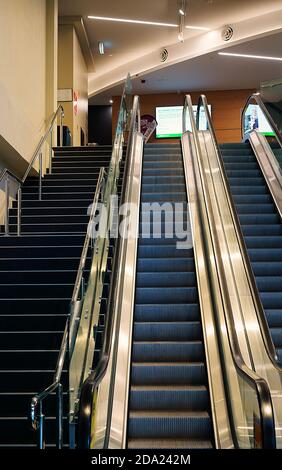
[77,94,276,450]
[221,141,282,362]
[127,143,214,449]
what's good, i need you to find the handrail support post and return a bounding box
[39,152,43,201]
[60,112,63,147]
[17,186,22,236]
[56,383,63,449]
[4,176,10,236]
[38,402,45,449]
[49,131,53,175]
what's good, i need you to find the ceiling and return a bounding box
[59,0,282,74]
[58,0,282,103]
[89,31,282,104]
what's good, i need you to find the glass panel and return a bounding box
[68,95,128,425]
[244,99,282,172]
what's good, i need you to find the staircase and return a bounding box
[0,145,113,447]
[221,141,282,363]
[127,143,214,449]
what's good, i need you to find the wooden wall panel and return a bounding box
[112,89,255,144]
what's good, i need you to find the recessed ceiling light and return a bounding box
[98,42,104,55]
[185,25,210,31]
[218,52,282,61]
[109,99,113,104]
[88,15,178,28]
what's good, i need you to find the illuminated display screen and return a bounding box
[156,105,211,139]
[244,104,274,136]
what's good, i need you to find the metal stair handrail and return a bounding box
[29,166,106,449]
[0,105,64,236]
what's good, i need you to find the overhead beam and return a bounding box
[59,16,95,73]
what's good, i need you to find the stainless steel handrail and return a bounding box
[29,166,106,449]
[242,92,282,149]
[183,94,276,448]
[22,105,64,182]
[77,95,141,449]
[0,105,64,236]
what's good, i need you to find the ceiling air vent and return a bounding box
[160,48,168,62]
[222,26,233,41]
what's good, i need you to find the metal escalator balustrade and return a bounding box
[183,94,276,448]
[77,95,216,448]
[77,95,143,449]
[77,92,277,449]
[221,141,282,362]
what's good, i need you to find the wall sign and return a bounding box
[73,91,78,116]
[57,88,73,102]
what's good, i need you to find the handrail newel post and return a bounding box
[17,186,22,236]
[4,176,9,236]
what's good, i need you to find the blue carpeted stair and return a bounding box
[127,143,214,449]
[221,141,282,363]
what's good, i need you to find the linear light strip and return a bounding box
[185,25,210,31]
[218,52,282,61]
[88,15,178,28]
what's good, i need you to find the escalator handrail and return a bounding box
[198,94,282,370]
[184,94,276,448]
[77,95,141,449]
[242,92,282,149]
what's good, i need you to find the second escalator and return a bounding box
[221,141,282,362]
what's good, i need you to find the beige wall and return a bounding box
[58,25,88,146]
[46,0,58,149]
[0,0,47,175]
[113,89,255,144]
[73,30,88,146]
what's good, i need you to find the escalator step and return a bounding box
[132,341,203,362]
[128,411,212,439]
[131,363,206,386]
[129,385,209,410]
[221,141,282,360]
[134,304,200,322]
[127,144,213,448]
[133,322,201,341]
[127,438,213,449]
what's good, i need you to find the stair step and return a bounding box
[0,332,63,350]
[0,315,67,331]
